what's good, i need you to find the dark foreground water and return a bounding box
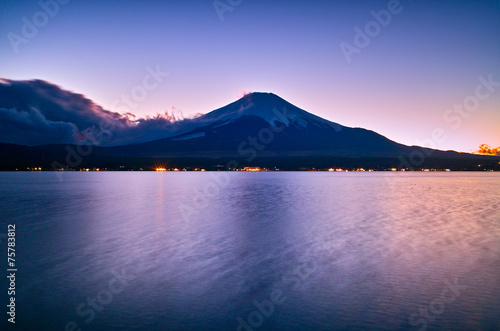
[0,172,499,330]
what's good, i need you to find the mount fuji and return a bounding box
[98,92,497,170]
[0,86,499,170]
[117,92,406,157]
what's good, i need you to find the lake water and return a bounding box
[0,172,499,330]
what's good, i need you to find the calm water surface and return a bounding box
[0,172,499,330]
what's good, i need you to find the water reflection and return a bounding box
[0,172,498,330]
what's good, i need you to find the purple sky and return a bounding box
[1,0,499,152]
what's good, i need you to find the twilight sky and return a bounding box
[1,0,499,152]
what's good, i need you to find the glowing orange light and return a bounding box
[243,167,261,172]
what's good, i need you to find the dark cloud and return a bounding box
[0,78,200,146]
[0,106,77,145]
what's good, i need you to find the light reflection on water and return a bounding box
[0,172,499,330]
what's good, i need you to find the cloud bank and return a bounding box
[475,144,500,156]
[0,78,200,146]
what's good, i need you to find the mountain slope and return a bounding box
[189,92,342,130]
[114,92,407,158]
[1,85,499,170]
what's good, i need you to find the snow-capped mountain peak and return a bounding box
[194,92,343,131]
